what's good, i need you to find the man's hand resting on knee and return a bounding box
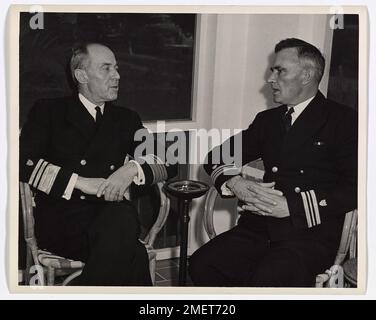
[96,162,138,202]
[75,177,106,195]
[226,176,290,218]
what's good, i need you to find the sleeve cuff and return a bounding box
[27,158,74,198]
[220,181,234,196]
[287,189,322,229]
[301,190,322,228]
[128,160,146,185]
[138,154,168,184]
[28,159,60,195]
[210,164,241,185]
[62,173,78,200]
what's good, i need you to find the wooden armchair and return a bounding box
[315,209,357,288]
[19,181,170,286]
[203,162,264,240]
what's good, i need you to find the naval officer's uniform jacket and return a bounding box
[204,91,357,256]
[20,95,177,258]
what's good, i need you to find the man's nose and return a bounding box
[267,71,276,83]
[113,69,120,80]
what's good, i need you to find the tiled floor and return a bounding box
[155,258,193,286]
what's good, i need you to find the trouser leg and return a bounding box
[247,240,335,287]
[247,247,312,287]
[189,225,269,287]
[189,222,335,287]
[76,202,152,286]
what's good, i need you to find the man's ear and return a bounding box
[74,69,88,84]
[302,68,315,85]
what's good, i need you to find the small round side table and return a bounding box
[164,180,209,286]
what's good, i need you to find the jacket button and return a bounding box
[272,166,278,173]
[110,165,115,170]
[80,195,86,200]
[294,187,301,193]
[300,169,304,174]
[80,159,87,166]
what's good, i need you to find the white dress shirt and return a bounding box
[79,93,104,120]
[289,95,315,125]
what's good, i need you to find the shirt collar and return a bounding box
[78,93,105,120]
[288,95,315,121]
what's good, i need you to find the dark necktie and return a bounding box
[95,106,103,129]
[283,107,295,132]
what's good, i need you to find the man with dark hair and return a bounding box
[20,43,177,286]
[189,38,357,287]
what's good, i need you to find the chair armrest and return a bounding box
[203,186,220,240]
[142,182,171,247]
[203,160,265,240]
[334,210,358,265]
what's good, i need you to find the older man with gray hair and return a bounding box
[20,43,177,286]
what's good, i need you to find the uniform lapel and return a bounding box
[281,91,329,155]
[65,95,96,140]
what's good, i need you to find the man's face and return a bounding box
[267,47,305,106]
[84,45,120,104]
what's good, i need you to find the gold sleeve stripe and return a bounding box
[211,164,233,181]
[32,160,49,189]
[28,159,44,186]
[37,164,61,194]
[27,158,62,195]
[211,164,236,184]
[140,154,160,165]
[140,154,167,183]
[306,191,317,226]
[301,192,313,228]
[214,165,240,179]
[150,164,168,184]
[301,190,321,228]
[309,190,321,225]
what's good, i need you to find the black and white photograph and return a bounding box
[7,5,367,294]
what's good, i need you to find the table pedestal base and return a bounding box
[164,180,209,286]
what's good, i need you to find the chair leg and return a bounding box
[62,270,83,286]
[315,273,329,287]
[24,249,33,285]
[149,256,156,286]
[47,267,55,286]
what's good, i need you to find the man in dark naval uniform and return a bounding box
[189,38,357,287]
[20,43,177,286]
